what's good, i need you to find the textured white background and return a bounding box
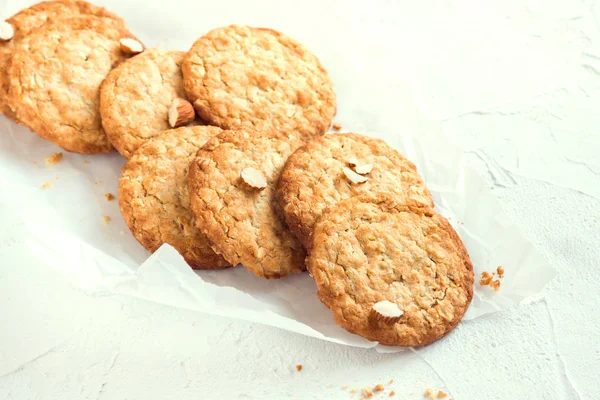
[1,0,599,399]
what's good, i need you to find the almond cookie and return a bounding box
[308,193,474,347]
[119,126,229,269]
[278,133,433,249]
[7,16,140,154]
[182,25,336,142]
[0,0,125,119]
[188,129,306,279]
[101,49,197,158]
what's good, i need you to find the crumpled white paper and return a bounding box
[0,0,556,352]
[0,92,556,352]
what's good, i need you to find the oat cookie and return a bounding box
[119,126,229,269]
[188,129,306,279]
[278,133,433,249]
[101,49,195,158]
[182,25,336,142]
[7,16,139,154]
[308,193,473,347]
[0,0,125,119]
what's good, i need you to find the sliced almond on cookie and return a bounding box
[241,167,267,190]
[0,21,14,41]
[354,163,374,175]
[168,98,195,128]
[370,300,403,324]
[343,167,368,184]
[119,38,144,55]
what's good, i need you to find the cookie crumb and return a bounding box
[424,388,435,398]
[389,379,394,384]
[41,181,52,189]
[295,364,302,372]
[332,122,343,131]
[497,265,504,278]
[491,279,501,292]
[437,390,448,398]
[479,271,494,286]
[373,384,384,392]
[105,193,115,201]
[103,216,111,225]
[363,388,374,398]
[45,152,63,164]
[480,270,502,291]
[389,391,396,397]
[342,385,348,390]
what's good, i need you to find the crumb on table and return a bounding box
[41,181,52,189]
[437,390,448,398]
[45,152,63,164]
[373,384,384,392]
[103,216,111,225]
[105,193,115,201]
[332,122,343,131]
[389,390,395,397]
[363,388,374,398]
[389,379,394,384]
[295,364,302,372]
[424,388,435,398]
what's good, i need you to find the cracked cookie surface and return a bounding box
[7,16,138,154]
[100,49,193,158]
[0,0,125,119]
[188,129,306,279]
[308,193,473,347]
[182,25,336,142]
[119,125,229,269]
[278,133,433,249]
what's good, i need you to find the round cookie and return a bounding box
[101,49,194,158]
[308,193,474,347]
[119,125,229,270]
[182,25,336,142]
[0,0,125,119]
[7,16,139,154]
[278,133,433,249]
[188,129,306,279]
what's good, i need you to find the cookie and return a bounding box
[182,25,336,142]
[308,193,474,347]
[278,133,433,249]
[0,0,125,119]
[101,49,196,158]
[119,125,229,269]
[188,129,306,279]
[7,16,139,154]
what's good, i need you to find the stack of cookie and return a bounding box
[1,2,473,346]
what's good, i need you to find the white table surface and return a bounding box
[1,0,599,399]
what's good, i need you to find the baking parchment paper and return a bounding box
[0,0,556,352]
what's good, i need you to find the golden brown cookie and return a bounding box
[182,25,336,142]
[7,16,139,154]
[188,129,306,279]
[278,133,433,249]
[308,193,474,347]
[0,0,125,119]
[100,49,196,158]
[118,126,229,269]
